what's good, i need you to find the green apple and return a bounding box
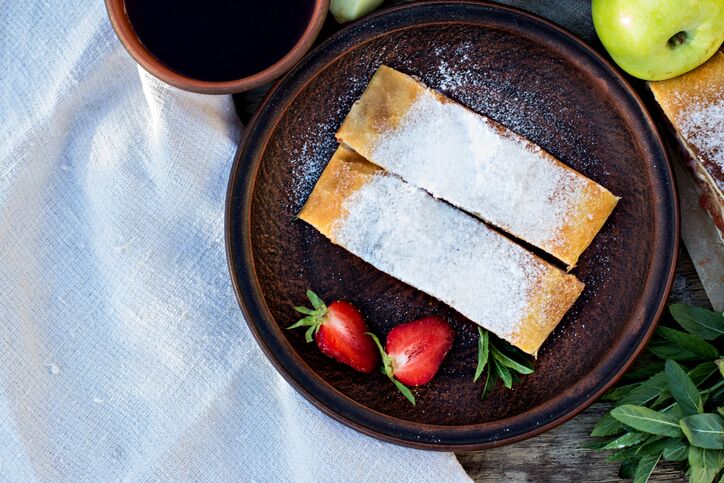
[592,0,724,80]
[330,0,384,23]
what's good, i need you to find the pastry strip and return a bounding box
[337,65,619,268]
[299,146,585,355]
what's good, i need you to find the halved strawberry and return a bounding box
[288,290,378,373]
[368,316,454,405]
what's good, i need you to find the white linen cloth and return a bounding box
[0,1,471,481]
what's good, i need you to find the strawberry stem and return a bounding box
[288,290,329,343]
[367,332,416,406]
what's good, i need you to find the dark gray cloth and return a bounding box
[494,0,597,44]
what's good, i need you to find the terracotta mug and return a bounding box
[105,0,330,94]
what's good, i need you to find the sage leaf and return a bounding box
[603,432,648,450]
[666,360,703,415]
[474,328,489,383]
[648,341,700,361]
[689,362,719,386]
[494,360,513,389]
[591,413,624,437]
[620,372,669,406]
[680,413,724,449]
[688,447,722,483]
[661,439,688,461]
[716,359,724,378]
[656,327,719,359]
[492,346,533,375]
[611,405,683,437]
[669,304,724,340]
[618,457,639,479]
[632,452,660,483]
[604,383,639,401]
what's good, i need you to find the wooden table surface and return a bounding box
[233,2,712,480]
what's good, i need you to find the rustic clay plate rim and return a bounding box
[225,1,679,450]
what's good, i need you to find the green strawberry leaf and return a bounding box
[306,290,326,310]
[669,304,724,340]
[474,327,489,383]
[680,413,724,449]
[656,327,719,359]
[611,405,683,437]
[294,306,316,315]
[391,377,415,406]
[666,360,703,416]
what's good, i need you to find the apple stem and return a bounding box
[667,31,687,49]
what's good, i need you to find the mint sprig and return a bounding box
[589,304,724,482]
[473,327,534,400]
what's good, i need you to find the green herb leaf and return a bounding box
[391,377,415,406]
[648,340,701,361]
[632,452,660,483]
[716,359,724,378]
[481,364,497,401]
[366,332,393,377]
[591,413,625,437]
[491,346,533,375]
[611,405,683,437]
[294,306,316,315]
[661,439,688,461]
[603,383,639,401]
[669,304,724,340]
[606,447,637,462]
[602,432,648,450]
[688,446,722,483]
[304,325,316,343]
[306,290,325,311]
[474,328,489,383]
[620,372,669,406]
[624,360,666,381]
[656,327,719,359]
[494,360,513,389]
[690,362,719,386]
[666,360,703,416]
[618,457,640,479]
[680,413,724,449]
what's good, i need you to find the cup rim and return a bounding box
[105,0,330,94]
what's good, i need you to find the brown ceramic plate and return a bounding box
[225,1,678,450]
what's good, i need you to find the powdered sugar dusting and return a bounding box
[370,89,589,251]
[678,99,724,181]
[331,173,547,341]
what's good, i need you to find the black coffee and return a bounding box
[125,0,315,82]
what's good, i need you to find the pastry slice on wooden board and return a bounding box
[649,50,723,243]
[299,145,585,355]
[336,65,619,269]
